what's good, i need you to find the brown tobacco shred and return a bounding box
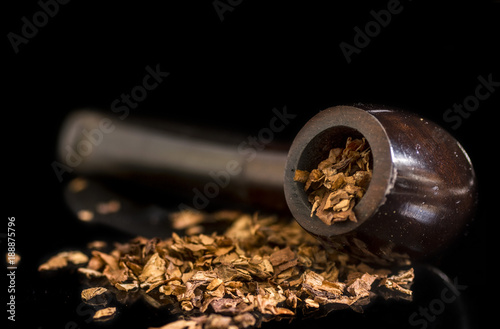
[38,251,89,271]
[93,307,117,321]
[81,287,109,305]
[294,137,372,225]
[40,210,412,328]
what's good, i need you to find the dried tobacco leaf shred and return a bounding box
[40,210,413,329]
[81,287,109,306]
[38,251,89,271]
[294,137,372,225]
[93,307,117,322]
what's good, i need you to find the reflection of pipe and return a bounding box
[57,110,289,212]
[414,265,470,329]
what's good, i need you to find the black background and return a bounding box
[3,0,499,328]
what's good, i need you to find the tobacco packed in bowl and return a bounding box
[294,137,372,225]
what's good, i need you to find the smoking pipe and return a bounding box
[284,104,477,264]
[58,105,477,264]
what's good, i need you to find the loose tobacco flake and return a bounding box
[81,287,109,306]
[294,137,372,225]
[93,307,116,322]
[40,210,412,329]
[38,251,89,271]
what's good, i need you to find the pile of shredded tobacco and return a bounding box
[294,137,372,225]
[39,210,413,329]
